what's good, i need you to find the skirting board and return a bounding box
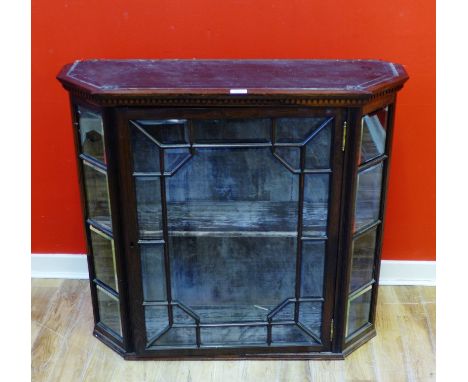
[31,254,436,286]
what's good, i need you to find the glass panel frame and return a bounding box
[345,286,373,338]
[77,106,107,164]
[96,285,123,337]
[89,225,118,292]
[82,160,113,231]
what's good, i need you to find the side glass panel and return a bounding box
[346,288,372,337]
[131,115,337,350]
[354,163,383,231]
[90,226,118,292]
[82,162,113,230]
[96,286,123,336]
[359,107,388,164]
[349,229,377,293]
[78,106,106,163]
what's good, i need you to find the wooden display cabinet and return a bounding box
[57,59,408,360]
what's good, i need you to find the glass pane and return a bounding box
[135,119,188,145]
[273,146,300,172]
[298,302,322,339]
[90,228,118,292]
[272,324,318,344]
[153,327,196,347]
[303,174,329,236]
[301,240,326,297]
[169,236,296,323]
[192,119,270,144]
[350,229,378,293]
[164,147,191,174]
[360,107,388,164]
[131,122,161,173]
[201,326,266,346]
[135,177,162,239]
[140,244,166,301]
[354,163,383,231]
[276,117,328,144]
[96,286,122,336]
[347,289,372,337]
[78,106,105,163]
[82,162,112,230]
[305,120,332,170]
[166,147,299,233]
[145,306,169,343]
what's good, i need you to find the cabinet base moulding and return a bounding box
[31,254,435,286]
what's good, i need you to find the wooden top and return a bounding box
[57,59,408,106]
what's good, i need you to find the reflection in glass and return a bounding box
[349,229,377,293]
[301,241,326,297]
[347,288,372,337]
[83,162,112,230]
[298,302,323,339]
[131,123,161,173]
[276,117,327,144]
[78,106,106,163]
[201,326,266,346]
[135,177,162,239]
[193,119,270,144]
[360,107,387,164]
[354,163,383,231]
[274,146,300,172]
[96,286,122,336]
[305,121,332,170]
[153,327,196,347]
[303,174,329,236]
[90,227,118,292]
[134,119,188,145]
[272,324,318,344]
[145,306,169,344]
[140,244,166,301]
[169,236,296,323]
[166,147,299,233]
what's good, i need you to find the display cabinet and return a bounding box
[57,59,408,359]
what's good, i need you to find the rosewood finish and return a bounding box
[58,59,408,360]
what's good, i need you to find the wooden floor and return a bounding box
[31,280,435,382]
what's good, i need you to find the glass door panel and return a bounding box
[130,112,341,351]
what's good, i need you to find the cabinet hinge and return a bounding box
[342,121,347,151]
[330,318,334,341]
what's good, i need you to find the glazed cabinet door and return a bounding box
[118,108,346,356]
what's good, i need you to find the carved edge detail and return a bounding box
[63,85,403,107]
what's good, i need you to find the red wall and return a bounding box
[32,0,435,260]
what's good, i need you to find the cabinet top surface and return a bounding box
[57,59,408,98]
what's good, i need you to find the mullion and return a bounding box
[348,281,374,301]
[80,154,107,172]
[357,154,387,172]
[353,220,381,240]
[94,280,119,299]
[86,219,113,238]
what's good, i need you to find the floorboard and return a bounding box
[31,280,436,382]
